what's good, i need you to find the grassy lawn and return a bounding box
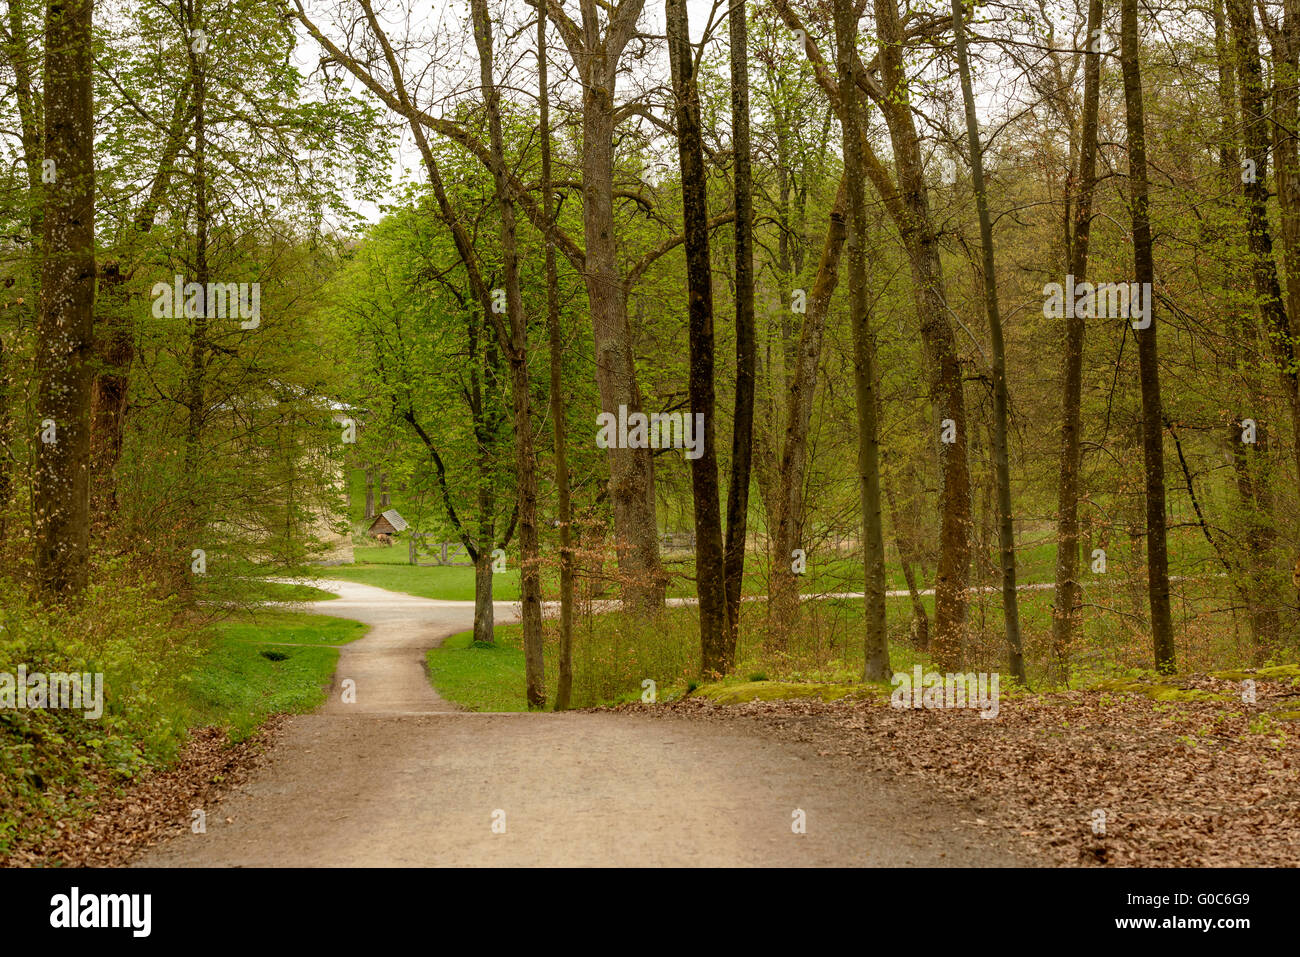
[424,553,1245,713]
[209,607,367,646]
[319,561,521,601]
[184,610,368,739]
[254,580,338,603]
[425,629,530,712]
[426,595,942,712]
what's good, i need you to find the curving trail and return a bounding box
[136,580,1030,867]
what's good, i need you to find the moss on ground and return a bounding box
[1209,664,1300,683]
[1087,678,1231,703]
[690,679,891,705]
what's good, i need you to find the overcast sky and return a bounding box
[293,0,738,226]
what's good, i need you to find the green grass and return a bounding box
[318,560,521,601]
[423,562,1261,714]
[425,629,529,712]
[1,586,365,857]
[254,580,338,603]
[425,595,945,712]
[181,609,367,740]
[209,607,367,646]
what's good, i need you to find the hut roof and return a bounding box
[370,508,408,533]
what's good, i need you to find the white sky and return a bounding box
[292,0,734,225]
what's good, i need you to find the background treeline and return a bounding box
[308,0,1300,702]
[0,0,384,850]
[3,0,1300,727]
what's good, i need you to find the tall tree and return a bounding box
[1229,0,1300,608]
[33,0,95,597]
[951,0,1026,683]
[767,175,848,633]
[772,0,975,670]
[468,0,547,706]
[666,0,729,674]
[540,0,666,608]
[539,0,576,710]
[1051,0,1104,681]
[1119,0,1175,672]
[832,0,888,681]
[181,0,210,503]
[295,0,669,609]
[723,0,756,652]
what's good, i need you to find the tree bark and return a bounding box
[1228,0,1300,608]
[34,0,95,597]
[539,0,576,710]
[666,0,729,674]
[1216,0,1280,648]
[559,0,665,608]
[952,0,1026,684]
[1119,0,1176,672]
[1052,0,1103,683]
[768,176,848,634]
[833,0,889,681]
[722,0,756,652]
[871,0,972,671]
[470,0,545,707]
[181,0,208,512]
[472,550,496,644]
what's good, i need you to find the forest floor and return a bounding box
[109,580,1028,867]
[640,678,1300,866]
[31,579,1295,867]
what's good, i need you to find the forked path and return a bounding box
[137,580,1029,867]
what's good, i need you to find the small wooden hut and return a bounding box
[368,508,408,543]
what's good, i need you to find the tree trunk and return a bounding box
[562,0,665,609]
[182,0,208,514]
[952,0,1026,684]
[887,480,930,648]
[34,0,95,597]
[666,0,729,675]
[870,0,972,671]
[722,0,756,652]
[365,467,375,519]
[470,0,545,707]
[1228,0,1300,609]
[2,0,41,535]
[832,0,888,681]
[539,0,576,710]
[1216,0,1281,649]
[1119,0,1176,672]
[1050,0,1103,683]
[1267,5,1300,558]
[768,176,849,634]
[473,550,496,645]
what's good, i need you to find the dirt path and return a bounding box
[136,580,1031,867]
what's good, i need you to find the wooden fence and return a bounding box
[408,533,473,567]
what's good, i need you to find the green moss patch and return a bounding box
[690,680,890,705]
